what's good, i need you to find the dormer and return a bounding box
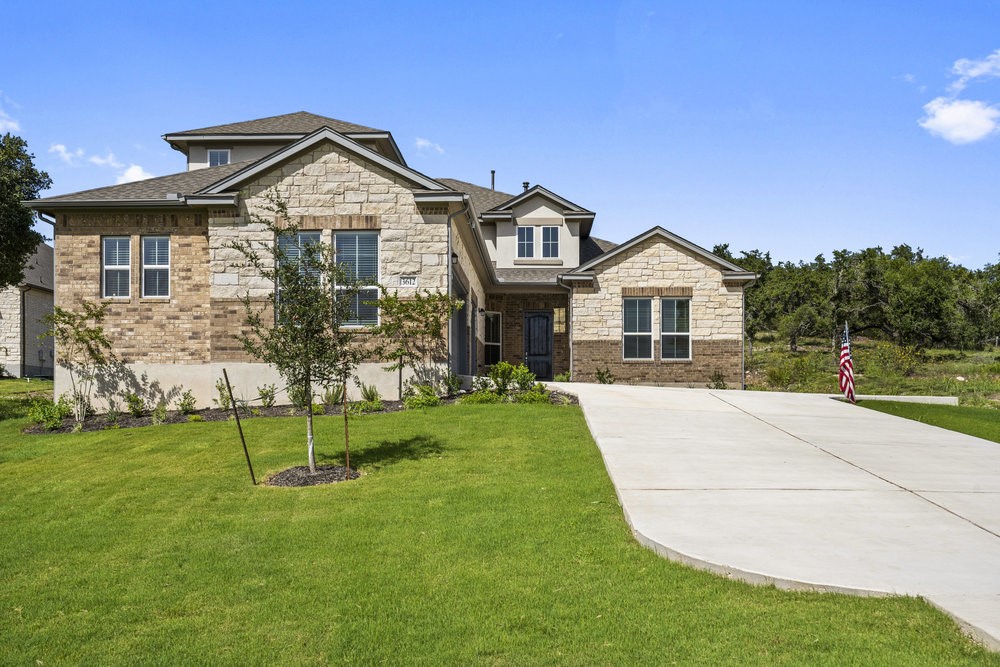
[479,185,595,270]
[161,111,406,171]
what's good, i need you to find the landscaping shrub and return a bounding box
[595,367,615,384]
[27,398,70,430]
[444,371,463,396]
[257,384,277,408]
[513,383,551,404]
[553,371,571,382]
[151,400,168,426]
[176,389,197,415]
[213,378,232,411]
[360,382,382,403]
[404,384,441,409]
[322,383,344,407]
[460,390,502,404]
[288,385,310,410]
[351,399,384,414]
[124,392,146,417]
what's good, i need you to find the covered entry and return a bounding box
[523,311,553,380]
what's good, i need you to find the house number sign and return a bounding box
[399,276,418,287]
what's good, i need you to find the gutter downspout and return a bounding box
[446,201,470,375]
[556,276,574,381]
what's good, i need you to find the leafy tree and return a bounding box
[228,194,366,474]
[713,244,774,354]
[42,302,112,425]
[1,133,50,289]
[373,287,461,398]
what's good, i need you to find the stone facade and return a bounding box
[0,287,21,376]
[570,235,745,386]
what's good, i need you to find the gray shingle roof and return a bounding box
[580,236,618,263]
[165,111,384,136]
[30,161,252,203]
[495,267,566,284]
[436,178,515,214]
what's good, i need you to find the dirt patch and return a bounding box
[264,465,361,487]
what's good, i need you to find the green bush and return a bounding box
[351,399,384,414]
[514,383,551,404]
[257,384,277,408]
[288,385,310,410]
[213,378,232,411]
[859,341,921,377]
[553,371,571,382]
[460,390,502,405]
[187,414,204,423]
[322,383,344,407]
[404,384,441,409]
[595,367,615,384]
[27,399,68,430]
[360,382,382,403]
[176,389,197,415]
[311,403,326,416]
[151,400,168,426]
[444,371,463,397]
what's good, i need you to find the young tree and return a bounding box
[373,287,461,397]
[228,194,366,474]
[1,133,50,289]
[42,302,112,425]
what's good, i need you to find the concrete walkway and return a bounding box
[552,383,1000,650]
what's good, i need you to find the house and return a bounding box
[0,242,54,378]
[27,111,754,404]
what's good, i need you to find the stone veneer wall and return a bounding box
[571,236,744,386]
[0,287,22,376]
[484,292,570,378]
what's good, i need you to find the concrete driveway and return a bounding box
[552,383,1000,650]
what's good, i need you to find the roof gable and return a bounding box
[485,184,594,215]
[164,111,384,137]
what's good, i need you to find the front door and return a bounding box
[523,311,553,380]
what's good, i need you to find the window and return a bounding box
[517,226,534,258]
[208,149,230,167]
[102,236,130,298]
[276,231,322,320]
[542,226,559,258]
[661,298,691,360]
[623,298,652,360]
[484,312,502,365]
[142,236,170,297]
[335,232,379,326]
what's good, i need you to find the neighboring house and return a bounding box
[27,111,754,404]
[0,242,54,378]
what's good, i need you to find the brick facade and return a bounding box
[572,339,742,386]
[485,292,570,378]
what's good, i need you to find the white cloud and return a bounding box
[949,48,1000,93]
[0,108,19,132]
[89,151,124,168]
[116,164,154,184]
[49,143,84,164]
[414,137,444,154]
[919,97,1000,144]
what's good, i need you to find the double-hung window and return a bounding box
[661,298,691,359]
[276,231,321,319]
[541,226,559,258]
[623,298,652,359]
[102,236,130,298]
[517,226,534,258]
[335,232,379,326]
[484,312,502,365]
[208,149,230,167]
[142,236,170,298]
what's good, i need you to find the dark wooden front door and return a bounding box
[523,311,553,380]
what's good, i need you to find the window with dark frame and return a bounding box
[141,236,170,298]
[623,297,652,359]
[517,226,534,258]
[102,236,130,298]
[484,312,502,365]
[661,298,691,359]
[542,226,559,258]
[208,149,230,167]
[335,231,379,326]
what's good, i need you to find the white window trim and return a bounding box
[517,226,534,258]
[141,236,170,299]
[541,225,559,258]
[660,297,692,361]
[622,297,654,361]
[484,311,502,365]
[335,231,380,328]
[102,236,130,299]
[208,148,231,167]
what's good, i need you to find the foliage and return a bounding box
[321,383,344,407]
[403,384,441,409]
[359,382,381,403]
[42,302,112,425]
[553,371,572,382]
[212,378,231,411]
[123,392,145,417]
[311,403,325,416]
[707,372,728,390]
[351,399,384,414]
[485,361,536,396]
[459,389,503,404]
[151,400,168,426]
[444,371,463,397]
[176,389,197,415]
[257,384,277,409]
[857,341,922,377]
[373,287,462,397]
[0,133,49,290]
[466,363,542,403]
[27,397,71,430]
[513,383,551,404]
[288,385,310,410]
[187,414,204,423]
[228,192,366,473]
[595,366,615,384]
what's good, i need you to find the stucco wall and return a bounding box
[22,287,54,377]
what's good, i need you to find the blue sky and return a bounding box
[5,1,999,268]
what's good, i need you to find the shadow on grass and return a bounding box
[318,434,444,471]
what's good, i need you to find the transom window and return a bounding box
[542,226,559,258]
[623,298,653,360]
[484,312,502,366]
[102,236,130,298]
[141,236,170,298]
[208,149,230,167]
[335,232,379,326]
[517,226,534,258]
[661,298,691,359]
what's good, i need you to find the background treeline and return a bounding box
[712,244,1000,352]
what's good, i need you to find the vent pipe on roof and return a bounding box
[522,181,529,191]
[490,170,495,191]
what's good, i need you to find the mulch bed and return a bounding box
[264,464,361,487]
[21,388,578,435]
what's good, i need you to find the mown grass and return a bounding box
[748,335,1000,408]
[860,400,1000,444]
[2,403,997,665]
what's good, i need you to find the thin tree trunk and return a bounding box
[306,378,316,474]
[342,377,351,477]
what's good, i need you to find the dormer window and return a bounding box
[517,226,534,258]
[542,226,559,258]
[208,149,230,167]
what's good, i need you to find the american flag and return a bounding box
[839,323,856,403]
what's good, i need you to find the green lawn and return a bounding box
[860,400,1000,444]
[2,403,997,665]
